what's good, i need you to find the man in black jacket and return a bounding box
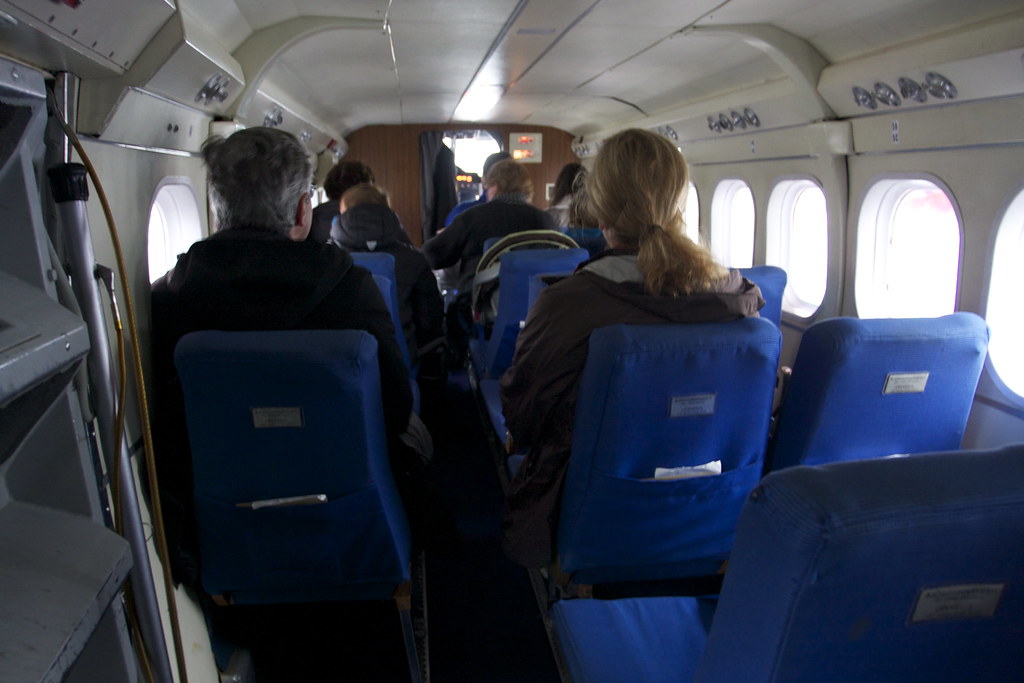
[151,127,431,585]
[423,159,557,365]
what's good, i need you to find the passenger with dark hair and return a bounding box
[499,128,765,568]
[307,159,375,244]
[151,128,448,585]
[423,158,557,364]
[442,150,511,227]
[332,184,444,365]
[546,162,584,227]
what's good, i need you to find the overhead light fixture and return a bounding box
[263,106,283,128]
[196,73,231,106]
[852,86,877,109]
[657,125,679,141]
[572,140,596,158]
[708,108,761,134]
[299,128,312,143]
[898,78,927,103]
[924,72,957,99]
[454,85,504,121]
[873,82,901,107]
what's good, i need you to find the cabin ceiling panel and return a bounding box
[490,93,581,124]
[476,1,611,88]
[398,95,466,124]
[507,25,680,94]
[390,23,503,91]
[386,0,522,24]
[643,59,786,116]
[577,0,723,30]
[232,1,301,31]
[333,100,406,131]
[698,0,1024,63]
[801,0,1024,62]
[521,95,653,136]
[571,34,772,113]
[293,0,386,22]
[179,1,253,53]
[268,34,395,112]
[274,29,394,86]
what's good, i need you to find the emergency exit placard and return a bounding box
[510,133,543,163]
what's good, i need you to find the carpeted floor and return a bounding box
[423,369,559,682]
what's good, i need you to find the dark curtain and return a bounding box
[418,131,458,244]
[484,129,505,154]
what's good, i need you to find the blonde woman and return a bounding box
[499,128,765,568]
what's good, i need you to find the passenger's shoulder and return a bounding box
[534,271,594,306]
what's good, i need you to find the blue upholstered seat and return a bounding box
[767,312,989,472]
[557,319,782,585]
[552,443,1024,682]
[350,252,410,366]
[174,329,412,603]
[174,329,422,678]
[468,246,588,379]
[349,252,422,413]
[484,268,785,469]
[564,227,606,256]
[737,265,786,327]
[550,595,715,683]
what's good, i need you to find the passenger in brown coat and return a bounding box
[499,129,764,568]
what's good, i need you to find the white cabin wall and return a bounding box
[75,139,208,445]
[69,139,219,683]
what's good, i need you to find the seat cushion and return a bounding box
[551,596,712,683]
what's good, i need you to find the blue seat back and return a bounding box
[738,265,786,327]
[698,444,1024,681]
[174,329,411,603]
[350,250,397,280]
[564,227,606,257]
[767,312,990,472]
[370,274,421,413]
[370,273,412,366]
[351,252,411,366]
[351,253,421,409]
[469,247,588,379]
[558,319,782,584]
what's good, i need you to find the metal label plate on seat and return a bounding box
[670,393,716,418]
[883,372,929,394]
[251,406,304,428]
[910,583,1004,623]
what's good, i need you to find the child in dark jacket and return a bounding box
[332,184,445,369]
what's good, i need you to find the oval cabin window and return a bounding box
[986,188,1024,398]
[710,179,754,268]
[854,178,960,318]
[766,179,828,318]
[148,181,204,284]
[681,181,700,245]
